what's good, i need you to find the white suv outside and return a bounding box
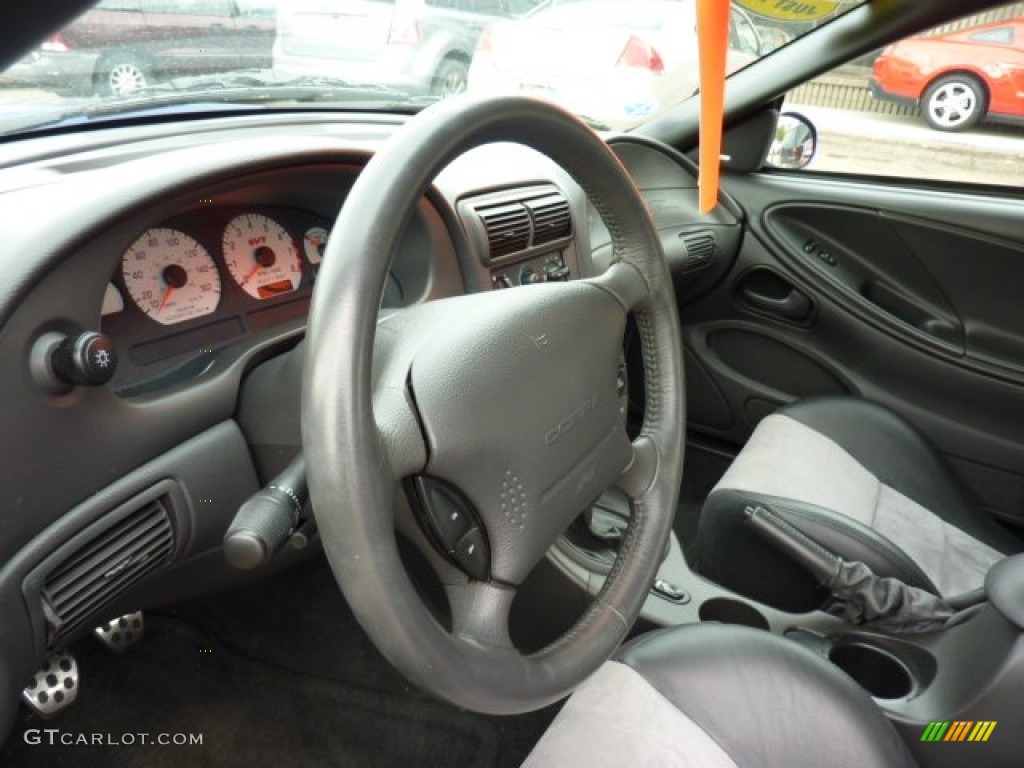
[274,0,537,97]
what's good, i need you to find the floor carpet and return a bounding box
[0,556,557,768]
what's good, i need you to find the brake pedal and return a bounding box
[94,611,145,652]
[22,651,79,716]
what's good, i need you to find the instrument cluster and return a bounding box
[101,205,333,389]
[111,209,329,327]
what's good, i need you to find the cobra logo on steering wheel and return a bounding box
[544,393,599,446]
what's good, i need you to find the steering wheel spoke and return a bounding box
[583,260,651,313]
[373,383,428,479]
[615,435,661,501]
[447,581,517,650]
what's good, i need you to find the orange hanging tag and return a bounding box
[697,0,730,214]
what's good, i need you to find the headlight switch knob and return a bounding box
[33,331,119,392]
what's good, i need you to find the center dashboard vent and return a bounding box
[469,187,573,262]
[40,498,175,646]
[525,193,572,243]
[478,202,532,258]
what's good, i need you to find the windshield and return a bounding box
[0,0,868,137]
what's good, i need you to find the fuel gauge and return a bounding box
[303,226,328,265]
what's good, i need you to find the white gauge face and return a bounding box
[222,213,302,299]
[101,282,124,317]
[303,226,328,265]
[122,228,221,326]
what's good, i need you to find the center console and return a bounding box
[546,493,1024,767]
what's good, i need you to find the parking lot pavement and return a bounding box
[792,105,1024,186]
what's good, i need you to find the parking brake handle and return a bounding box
[224,455,308,570]
[744,504,983,633]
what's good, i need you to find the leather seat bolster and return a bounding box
[616,624,917,768]
[765,493,937,590]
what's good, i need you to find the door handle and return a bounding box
[862,279,963,347]
[740,284,812,321]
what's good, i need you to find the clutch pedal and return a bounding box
[22,651,79,716]
[94,611,145,652]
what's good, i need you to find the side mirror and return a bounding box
[765,112,817,170]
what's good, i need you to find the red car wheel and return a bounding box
[921,74,987,132]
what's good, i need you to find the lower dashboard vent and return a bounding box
[41,499,174,646]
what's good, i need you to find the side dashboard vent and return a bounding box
[478,201,531,258]
[679,231,717,270]
[526,193,572,245]
[42,499,174,645]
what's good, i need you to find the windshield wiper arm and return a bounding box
[134,70,413,100]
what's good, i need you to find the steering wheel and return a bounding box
[302,94,685,715]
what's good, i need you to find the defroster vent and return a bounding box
[41,498,174,646]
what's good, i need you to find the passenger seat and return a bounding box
[692,397,1021,612]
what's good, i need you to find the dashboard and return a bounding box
[0,110,739,744]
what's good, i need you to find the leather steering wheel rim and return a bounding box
[302,94,685,715]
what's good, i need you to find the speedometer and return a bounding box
[222,213,302,300]
[121,228,221,325]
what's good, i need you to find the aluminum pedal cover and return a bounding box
[22,651,79,716]
[94,612,145,652]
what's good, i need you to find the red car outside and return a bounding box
[870,17,1024,132]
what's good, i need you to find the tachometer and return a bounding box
[121,228,221,326]
[222,213,302,299]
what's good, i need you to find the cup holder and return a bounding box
[698,598,770,630]
[829,640,914,700]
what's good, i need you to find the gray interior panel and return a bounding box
[0,421,260,744]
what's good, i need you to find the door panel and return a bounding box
[763,204,965,350]
[682,170,1024,528]
[762,200,1024,372]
